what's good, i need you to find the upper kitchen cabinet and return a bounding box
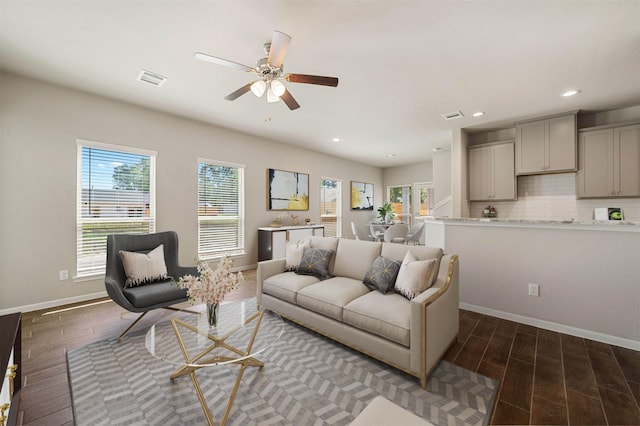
[577,123,640,198]
[515,112,577,175]
[468,141,516,201]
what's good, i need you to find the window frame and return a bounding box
[75,140,157,279]
[320,177,342,238]
[197,158,246,260]
[386,184,413,225]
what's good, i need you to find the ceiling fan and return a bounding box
[194,30,338,110]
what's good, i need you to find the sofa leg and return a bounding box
[420,375,427,390]
[118,311,148,343]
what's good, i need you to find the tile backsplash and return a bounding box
[470,173,640,222]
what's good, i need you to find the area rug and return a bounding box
[67,302,498,426]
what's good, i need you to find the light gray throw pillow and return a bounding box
[394,250,438,300]
[119,244,169,287]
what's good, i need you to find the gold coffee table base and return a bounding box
[169,310,264,426]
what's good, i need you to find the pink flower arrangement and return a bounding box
[177,256,244,305]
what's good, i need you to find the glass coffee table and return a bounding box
[145,299,283,426]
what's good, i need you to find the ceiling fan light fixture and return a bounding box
[250,80,266,97]
[271,80,286,97]
[266,87,280,103]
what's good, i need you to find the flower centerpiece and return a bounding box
[177,256,245,327]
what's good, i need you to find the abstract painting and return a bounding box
[267,168,309,210]
[351,181,374,210]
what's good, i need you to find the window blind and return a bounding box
[198,160,245,258]
[76,142,155,277]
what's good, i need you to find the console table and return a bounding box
[0,313,21,426]
[258,225,324,261]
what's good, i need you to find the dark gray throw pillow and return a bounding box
[363,255,402,293]
[295,247,334,278]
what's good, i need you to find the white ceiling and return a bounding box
[1,0,639,167]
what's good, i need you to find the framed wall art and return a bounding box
[350,181,374,210]
[267,168,309,211]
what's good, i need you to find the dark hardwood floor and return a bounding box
[15,270,640,425]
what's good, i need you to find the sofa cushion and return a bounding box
[122,279,187,308]
[381,244,443,285]
[285,238,311,271]
[332,238,382,281]
[263,272,320,304]
[344,291,411,347]
[394,251,438,300]
[296,247,334,278]
[309,236,339,275]
[119,244,169,287]
[363,256,401,294]
[297,277,371,321]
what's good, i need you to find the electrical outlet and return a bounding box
[528,283,539,297]
[59,270,69,281]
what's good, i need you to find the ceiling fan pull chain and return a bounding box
[264,96,272,123]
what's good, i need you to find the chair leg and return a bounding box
[163,306,199,315]
[118,311,148,342]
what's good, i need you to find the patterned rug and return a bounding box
[67,301,498,426]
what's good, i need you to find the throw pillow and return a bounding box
[119,244,169,287]
[296,247,334,278]
[394,250,438,300]
[363,256,402,293]
[285,239,311,271]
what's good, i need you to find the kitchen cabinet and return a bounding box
[468,141,516,201]
[258,225,324,261]
[577,123,640,198]
[516,113,577,175]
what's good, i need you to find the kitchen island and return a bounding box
[424,217,640,350]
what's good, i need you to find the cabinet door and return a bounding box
[615,124,640,197]
[516,120,546,174]
[578,129,614,198]
[547,114,577,172]
[469,146,492,200]
[492,143,516,200]
[288,228,313,243]
[271,231,287,259]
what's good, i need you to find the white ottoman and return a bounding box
[350,396,435,426]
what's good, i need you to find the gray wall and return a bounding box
[0,72,382,310]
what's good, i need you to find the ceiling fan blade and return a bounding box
[194,52,255,73]
[285,73,339,87]
[281,89,301,110]
[267,30,292,68]
[224,83,253,101]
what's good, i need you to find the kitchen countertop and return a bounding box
[423,216,640,231]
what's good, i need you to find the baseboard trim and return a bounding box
[460,302,640,351]
[0,291,108,316]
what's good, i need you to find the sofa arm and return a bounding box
[409,254,459,383]
[256,259,286,304]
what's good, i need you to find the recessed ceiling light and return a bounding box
[386,154,397,158]
[472,112,485,117]
[332,137,341,142]
[562,89,580,97]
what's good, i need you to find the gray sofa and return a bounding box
[257,236,459,388]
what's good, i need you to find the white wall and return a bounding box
[0,72,382,311]
[444,222,640,348]
[432,150,452,217]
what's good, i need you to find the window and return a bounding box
[414,182,434,217]
[387,185,412,225]
[76,141,156,277]
[320,178,341,237]
[198,159,245,259]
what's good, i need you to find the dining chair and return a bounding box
[405,222,425,245]
[351,222,374,241]
[370,225,386,241]
[383,223,409,243]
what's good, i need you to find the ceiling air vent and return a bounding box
[137,70,167,87]
[442,111,464,120]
